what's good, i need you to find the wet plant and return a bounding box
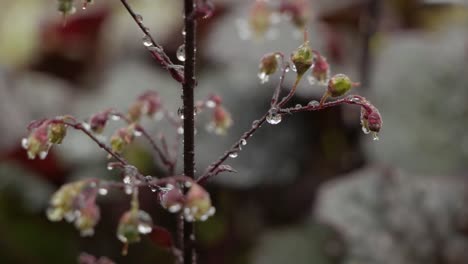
[23,0,382,263]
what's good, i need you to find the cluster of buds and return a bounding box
[160,182,215,222]
[88,110,111,134]
[46,180,101,236]
[127,91,162,122]
[110,125,137,155]
[116,208,153,255]
[22,116,72,160]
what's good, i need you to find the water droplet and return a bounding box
[138,223,152,234]
[123,176,131,184]
[124,185,133,195]
[177,127,184,135]
[182,28,186,36]
[81,122,91,131]
[229,151,238,158]
[142,35,153,47]
[361,125,370,135]
[285,67,290,73]
[185,181,192,188]
[205,100,216,108]
[291,64,297,72]
[348,96,361,103]
[169,204,182,213]
[308,100,320,107]
[134,130,142,137]
[266,110,282,125]
[39,151,48,160]
[258,71,269,84]
[372,132,379,141]
[21,138,28,149]
[295,104,302,109]
[135,14,143,23]
[98,188,108,196]
[207,207,216,216]
[176,44,186,62]
[252,120,260,128]
[107,164,114,171]
[110,114,121,121]
[240,139,247,146]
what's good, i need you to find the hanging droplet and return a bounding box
[138,223,152,234]
[142,35,153,47]
[348,95,361,103]
[110,114,121,121]
[182,28,186,36]
[98,187,108,196]
[123,176,131,184]
[308,100,320,107]
[290,63,297,72]
[177,127,184,135]
[135,14,143,23]
[124,185,133,195]
[361,125,370,135]
[134,130,143,137]
[39,151,48,160]
[285,67,290,73]
[229,151,238,158]
[266,111,282,125]
[295,104,302,109]
[176,44,186,62]
[240,139,247,146]
[107,164,114,171]
[372,133,379,141]
[258,71,269,84]
[205,100,216,108]
[168,204,182,213]
[21,138,28,149]
[81,122,91,131]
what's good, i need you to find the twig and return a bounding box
[119,0,185,83]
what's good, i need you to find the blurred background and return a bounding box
[1,0,468,263]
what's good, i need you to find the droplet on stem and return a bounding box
[142,35,153,47]
[229,151,238,158]
[176,44,186,62]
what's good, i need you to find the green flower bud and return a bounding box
[291,41,314,76]
[58,0,76,15]
[327,74,356,97]
[49,123,67,144]
[117,209,153,255]
[183,183,215,222]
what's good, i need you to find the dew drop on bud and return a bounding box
[98,187,108,196]
[229,151,238,158]
[124,185,133,195]
[21,138,28,149]
[372,132,379,141]
[258,72,269,84]
[205,100,216,108]
[361,125,370,135]
[134,130,143,137]
[107,164,114,171]
[142,35,153,47]
[39,151,48,160]
[110,114,121,121]
[123,176,131,184]
[240,139,247,146]
[169,204,182,213]
[145,175,152,181]
[138,223,152,234]
[176,44,186,62]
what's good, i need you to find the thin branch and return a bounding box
[119,0,185,83]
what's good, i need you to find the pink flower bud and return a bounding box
[183,183,215,222]
[117,209,153,255]
[249,0,273,38]
[110,126,135,154]
[23,121,51,160]
[208,106,232,135]
[309,53,330,85]
[129,91,162,121]
[360,103,382,140]
[279,0,310,29]
[160,188,185,213]
[89,111,110,134]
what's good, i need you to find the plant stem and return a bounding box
[182,0,197,263]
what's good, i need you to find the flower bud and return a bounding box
[58,0,76,15]
[47,181,86,222]
[89,111,110,134]
[291,41,314,76]
[207,106,232,135]
[22,122,51,160]
[327,74,358,97]
[110,126,135,154]
[361,107,382,135]
[75,203,100,237]
[117,209,153,254]
[279,0,310,29]
[183,183,215,222]
[309,54,330,85]
[49,122,67,144]
[128,91,162,121]
[160,188,185,213]
[258,53,279,83]
[249,0,272,38]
